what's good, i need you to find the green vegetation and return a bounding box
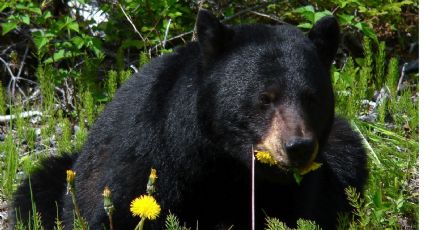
[0,0,418,229]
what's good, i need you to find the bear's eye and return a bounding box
[302,90,318,108]
[259,92,275,105]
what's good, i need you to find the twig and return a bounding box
[55,86,66,110]
[130,65,138,73]
[64,79,75,110]
[191,0,206,41]
[248,11,286,24]
[16,77,37,85]
[0,56,15,81]
[150,31,193,53]
[162,19,172,48]
[222,3,269,22]
[0,44,31,98]
[117,3,146,42]
[21,89,40,104]
[331,6,340,14]
[0,44,14,55]
[15,83,26,98]
[397,63,408,93]
[150,2,275,52]
[16,44,29,80]
[0,111,43,123]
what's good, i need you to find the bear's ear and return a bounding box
[196,9,232,60]
[308,16,340,70]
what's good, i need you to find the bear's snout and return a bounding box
[285,138,319,168]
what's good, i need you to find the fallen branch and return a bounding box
[0,110,43,123]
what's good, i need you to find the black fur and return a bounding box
[12,154,77,229]
[13,11,367,229]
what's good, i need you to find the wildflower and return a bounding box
[146,168,157,195]
[103,187,114,215]
[103,187,112,198]
[66,170,76,195]
[66,170,76,184]
[103,187,115,230]
[130,195,161,220]
[299,162,322,175]
[149,169,157,182]
[65,170,87,229]
[255,150,277,166]
[293,162,322,185]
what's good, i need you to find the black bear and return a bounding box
[12,10,367,230]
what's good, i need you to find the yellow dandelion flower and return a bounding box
[149,168,157,182]
[255,150,277,166]
[102,187,112,198]
[299,162,322,175]
[103,187,114,218]
[130,195,161,220]
[66,170,76,183]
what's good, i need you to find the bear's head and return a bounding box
[196,10,339,174]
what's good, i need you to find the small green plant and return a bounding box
[332,57,358,118]
[345,186,369,229]
[0,83,7,115]
[296,219,322,230]
[19,154,38,175]
[139,52,150,69]
[15,104,26,141]
[54,205,64,230]
[25,127,37,152]
[106,70,118,101]
[13,179,44,230]
[82,91,95,126]
[265,217,289,230]
[386,58,399,96]
[119,70,133,85]
[358,37,373,99]
[41,113,56,150]
[165,213,191,230]
[375,42,386,88]
[57,116,72,154]
[2,134,19,198]
[29,188,44,230]
[37,65,55,112]
[265,216,322,230]
[13,219,26,230]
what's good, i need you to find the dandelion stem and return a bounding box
[71,191,81,218]
[135,217,145,230]
[108,214,114,230]
[251,145,255,230]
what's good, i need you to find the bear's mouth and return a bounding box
[254,140,319,171]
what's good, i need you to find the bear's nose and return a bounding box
[285,138,316,167]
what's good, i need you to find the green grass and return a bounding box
[1,38,418,230]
